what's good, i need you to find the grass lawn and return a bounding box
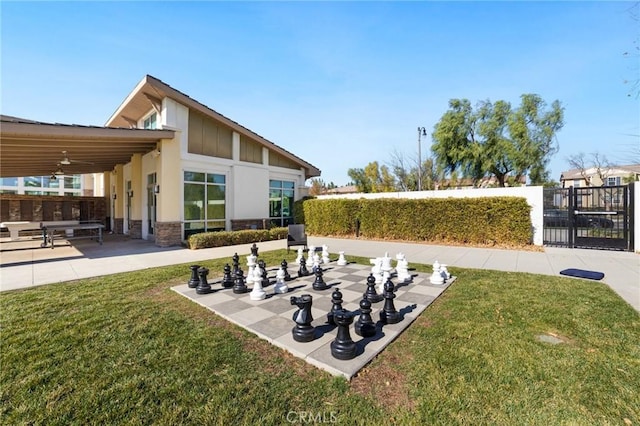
[1,249,638,425]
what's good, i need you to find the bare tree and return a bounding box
[566,152,612,186]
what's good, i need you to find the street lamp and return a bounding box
[417,126,427,191]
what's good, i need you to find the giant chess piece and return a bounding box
[312,266,329,291]
[258,259,270,287]
[196,267,212,294]
[188,264,201,288]
[430,260,445,285]
[290,294,315,342]
[330,310,357,360]
[233,269,248,294]
[380,278,400,324]
[250,243,259,257]
[396,253,411,283]
[298,256,309,277]
[355,296,376,338]
[327,287,344,325]
[232,253,240,276]
[222,263,234,288]
[295,247,303,265]
[249,271,267,301]
[246,254,257,284]
[440,264,451,281]
[337,251,347,266]
[274,268,289,294]
[321,245,330,264]
[281,259,292,281]
[364,273,383,303]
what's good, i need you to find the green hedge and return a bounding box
[187,227,288,250]
[301,197,532,246]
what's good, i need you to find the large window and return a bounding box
[184,171,226,238]
[269,179,294,227]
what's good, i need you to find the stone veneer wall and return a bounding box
[129,220,142,239]
[155,221,182,247]
[113,218,124,234]
[231,218,270,231]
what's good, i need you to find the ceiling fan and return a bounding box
[59,150,94,166]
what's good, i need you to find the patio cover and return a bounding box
[0,115,175,178]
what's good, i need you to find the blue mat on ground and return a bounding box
[559,268,605,280]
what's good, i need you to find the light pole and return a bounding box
[417,126,427,191]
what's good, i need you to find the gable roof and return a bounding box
[106,75,321,179]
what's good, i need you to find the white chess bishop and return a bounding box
[295,247,303,265]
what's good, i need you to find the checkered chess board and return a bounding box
[172,259,454,380]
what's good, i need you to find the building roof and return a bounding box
[560,164,640,180]
[106,75,321,180]
[0,115,174,178]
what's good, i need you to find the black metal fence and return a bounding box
[543,183,634,251]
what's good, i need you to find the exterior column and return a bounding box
[113,165,124,234]
[155,135,183,246]
[128,153,143,238]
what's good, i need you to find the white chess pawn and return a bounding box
[430,260,444,285]
[337,251,347,266]
[250,267,266,300]
[274,268,289,294]
[295,248,303,265]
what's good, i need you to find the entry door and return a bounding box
[147,173,157,235]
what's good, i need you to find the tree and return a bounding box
[347,161,396,193]
[308,178,326,196]
[431,94,564,187]
[566,152,612,186]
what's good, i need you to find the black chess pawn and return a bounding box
[327,288,344,325]
[281,259,292,281]
[258,259,269,287]
[298,256,309,277]
[196,267,212,294]
[364,273,383,303]
[233,269,248,294]
[355,296,376,338]
[250,243,259,257]
[331,310,357,360]
[380,278,400,324]
[221,263,234,288]
[312,266,329,291]
[290,294,315,342]
[188,264,201,288]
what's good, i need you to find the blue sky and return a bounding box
[2,1,638,185]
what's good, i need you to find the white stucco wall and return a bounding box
[318,186,545,246]
[635,183,639,252]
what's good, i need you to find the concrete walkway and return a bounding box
[1,235,638,312]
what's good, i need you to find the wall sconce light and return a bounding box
[154,184,160,194]
[112,193,117,200]
[127,190,134,198]
[50,174,57,181]
[151,149,161,158]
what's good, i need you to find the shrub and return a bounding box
[188,227,287,250]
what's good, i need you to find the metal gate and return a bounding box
[543,183,634,251]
